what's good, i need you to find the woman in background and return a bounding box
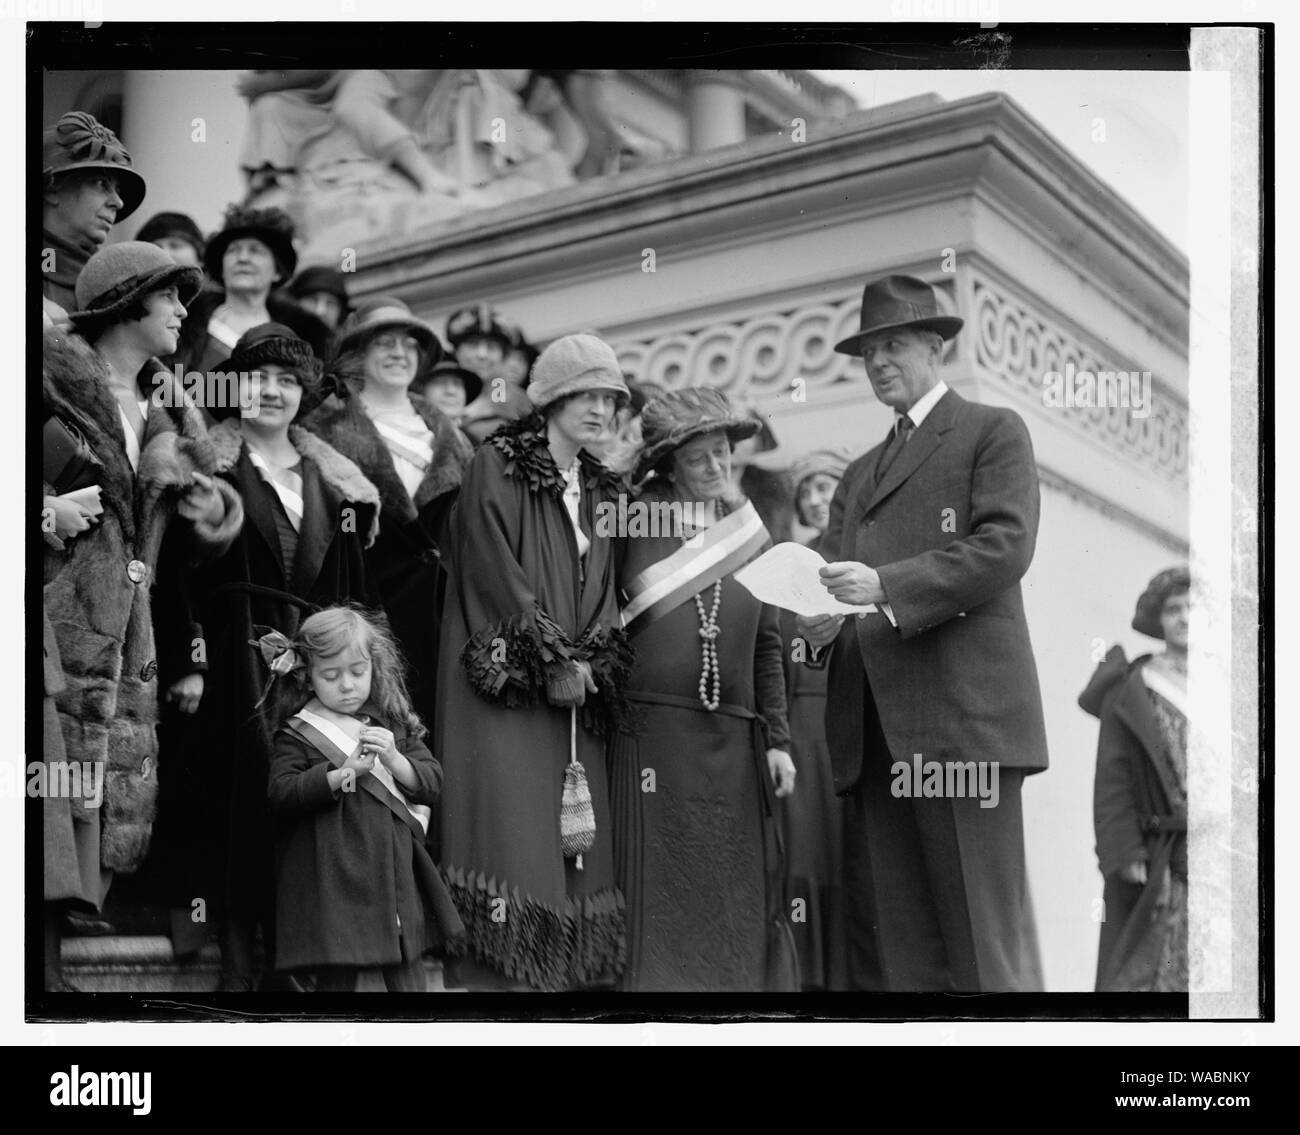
[1080,566,1190,992]
[780,448,855,991]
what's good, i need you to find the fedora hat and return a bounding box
[67,241,203,330]
[204,204,299,285]
[834,274,963,356]
[42,112,147,222]
[337,296,441,362]
[636,387,761,483]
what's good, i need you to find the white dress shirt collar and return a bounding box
[900,380,949,430]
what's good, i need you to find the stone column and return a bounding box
[119,70,247,238]
[685,70,748,153]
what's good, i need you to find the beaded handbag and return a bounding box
[560,707,596,869]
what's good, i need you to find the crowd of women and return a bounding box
[41,111,1190,995]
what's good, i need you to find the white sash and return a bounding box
[294,707,430,835]
[247,450,304,531]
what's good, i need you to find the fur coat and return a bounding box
[42,328,244,873]
[300,387,472,731]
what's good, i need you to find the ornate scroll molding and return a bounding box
[969,273,1189,483]
[611,277,960,398]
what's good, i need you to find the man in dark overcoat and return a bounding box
[798,275,1049,992]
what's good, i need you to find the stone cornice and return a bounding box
[354,92,1189,345]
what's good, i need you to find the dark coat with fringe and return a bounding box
[300,387,472,733]
[42,328,244,875]
[144,419,381,927]
[435,419,632,990]
[1080,646,1187,991]
[269,701,464,971]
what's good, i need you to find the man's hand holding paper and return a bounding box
[819,560,887,606]
[733,541,878,618]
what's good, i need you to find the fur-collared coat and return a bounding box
[145,419,381,923]
[300,388,472,732]
[42,329,244,874]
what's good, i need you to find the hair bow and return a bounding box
[250,628,305,707]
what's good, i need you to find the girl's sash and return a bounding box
[620,500,768,633]
[286,708,431,838]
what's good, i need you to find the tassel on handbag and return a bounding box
[560,706,596,869]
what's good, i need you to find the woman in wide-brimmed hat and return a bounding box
[41,111,148,322]
[435,333,633,991]
[174,204,330,377]
[777,447,856,991]
[300,297,472,745]
[610,386,797,992]
[144,322,381,990]
[42,241,243,989]
[1080,565,1191,992]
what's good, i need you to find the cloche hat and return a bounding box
[210,322,322,421]
[337,296,440,361]
[67,241,203,329]
[42,111,146,222]
[527,333,629,412]
[136,211,205,259]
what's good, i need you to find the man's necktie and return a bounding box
[873,414,915,487]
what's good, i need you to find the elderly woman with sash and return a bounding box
[436,334,633,992]
[302,296,473,737]
[1080,566,1191,992]
[611,388,797,992]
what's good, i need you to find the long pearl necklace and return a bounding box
[684,530,723,711]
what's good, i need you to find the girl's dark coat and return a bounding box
[268,702,464,970]
[42,328,243,874]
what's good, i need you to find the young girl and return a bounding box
[266,606,464,991]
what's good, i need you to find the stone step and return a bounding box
[62,936,453,993]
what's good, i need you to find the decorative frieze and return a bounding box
[612,278,959,398]
[611,273,1187,485]
[969,273,1188,482]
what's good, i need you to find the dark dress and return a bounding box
[1083,647,1189,992]
[778,604,849,991]
[144,421,379,957]
[268,702,463,972]
[435,420,632,991]
[172,289,333,377]
[611,501,793,992]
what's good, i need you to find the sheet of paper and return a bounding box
[734,542,878,618]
